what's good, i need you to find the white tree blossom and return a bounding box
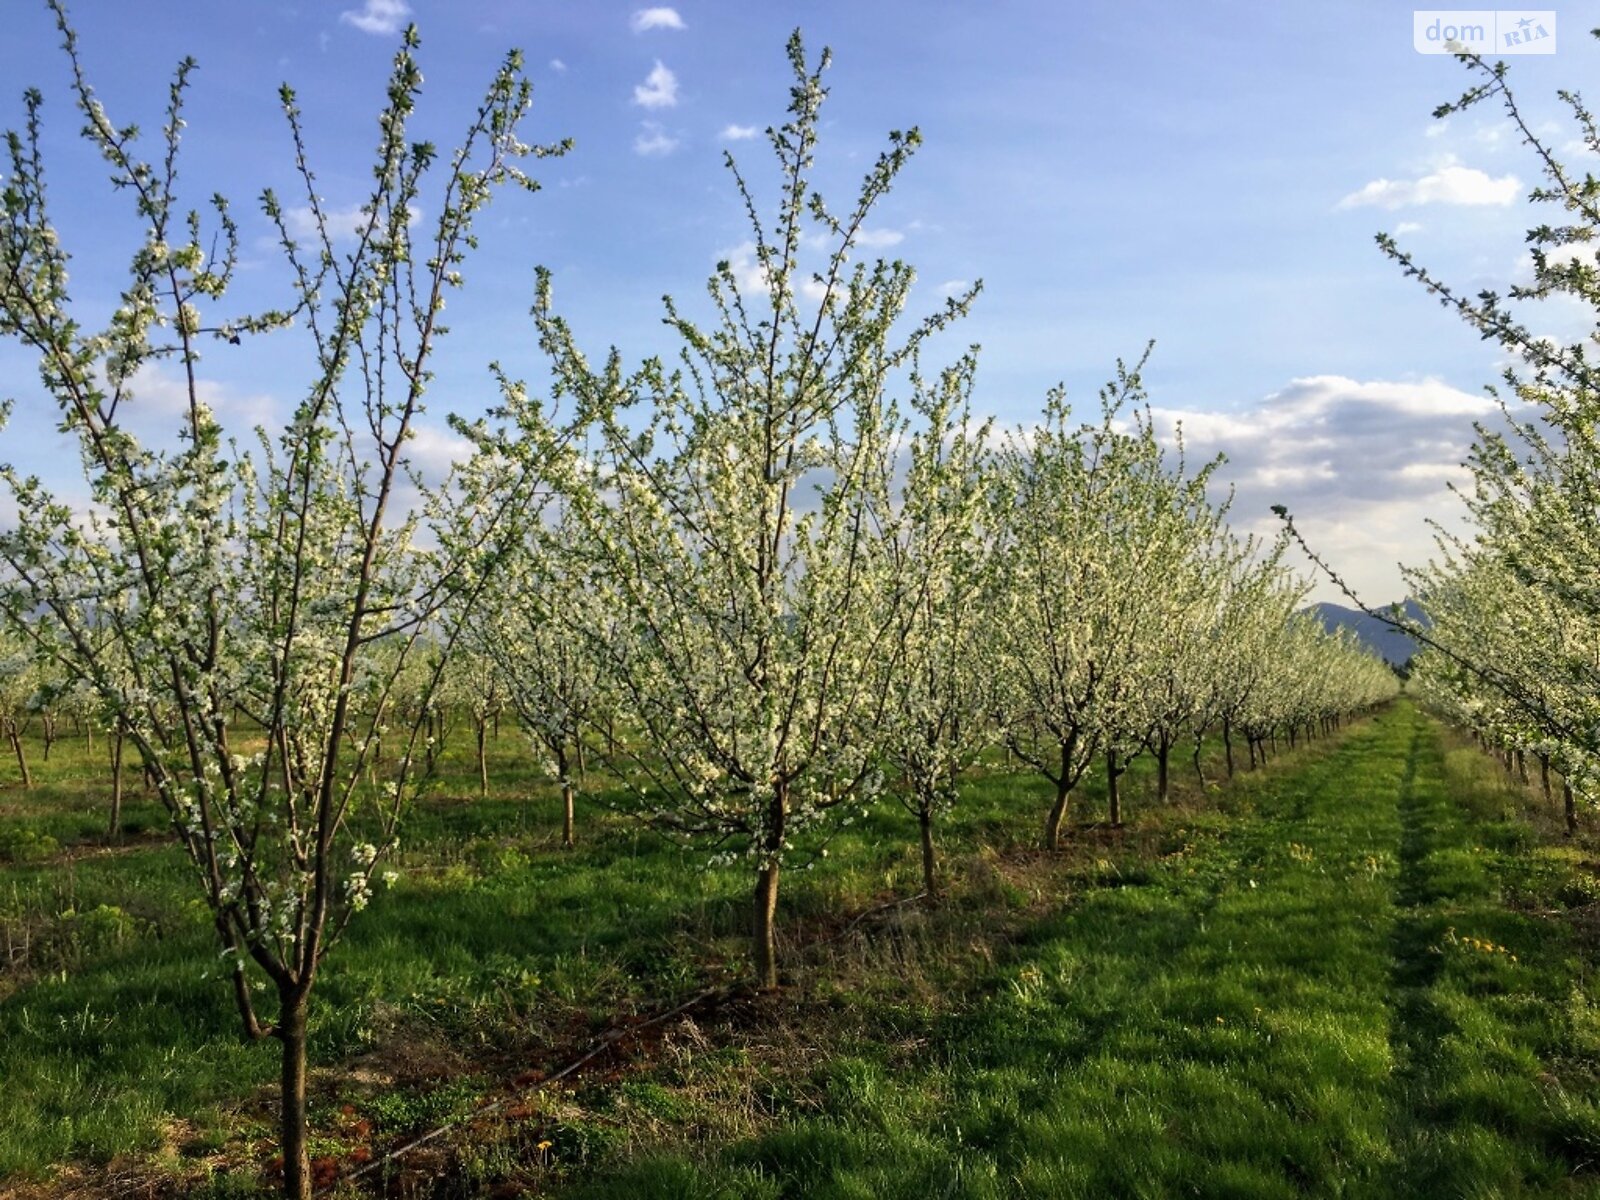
[510,33,976,987]
[0,14,565,1197]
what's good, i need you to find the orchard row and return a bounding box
[0,16,1395,1199]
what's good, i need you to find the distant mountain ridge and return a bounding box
[1306,599,1426,666]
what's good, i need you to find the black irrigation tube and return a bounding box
[334,982,727,1191]
[331,886,930,1191]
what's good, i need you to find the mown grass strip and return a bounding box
[1381,713,1600,1197]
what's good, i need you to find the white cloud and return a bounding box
[1146,375,1511,603]
[1509,243,1600,291]
[339,0,410,36]
[550,58,568,73]
[634,122,679,157]
[1425,121,1450,139]
[285,204,362,241]
[720,123,759,141]
[723,241,767,294]
[1338,164,1520,210]
[121,362,278,435]
[633,61,679,109]
[1397,461,1468,483]
[283,202,419,243]
[378,421,478,525]
[936,279,971,298]
[631,7,686,32]
[1528,242,1597,268]
[400,422,474,488]
[1393,221,1423,235]
[721,241,827,302]
[853,227,904,249]
[1253,462,1338,489]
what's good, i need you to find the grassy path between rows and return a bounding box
[574,703,1600,1199]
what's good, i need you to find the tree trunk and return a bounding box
[918,802,938,899]
[1247,737,1258,771]
[1540,754,1552,804]
[1516,749,1529,785]
[753,860,781,989]
[476,719,488,798]
[1106,749,1122,826]
[1565,781,1578,836]
[277,988,312,1200]
[1222,716,1235,778]
[556,744,575,848]
[1156,740,1171,804]
[108,730,125,838]
[751,780,787,989]
[1191,738,1206,788]
[9,728,30,790]
[1044,761,1072,851]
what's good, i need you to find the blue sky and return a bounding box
[0,1,1588,602]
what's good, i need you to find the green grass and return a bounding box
[566,704,1600,1199]
[0,715,1176,1189]
[3,704,1600,1197]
